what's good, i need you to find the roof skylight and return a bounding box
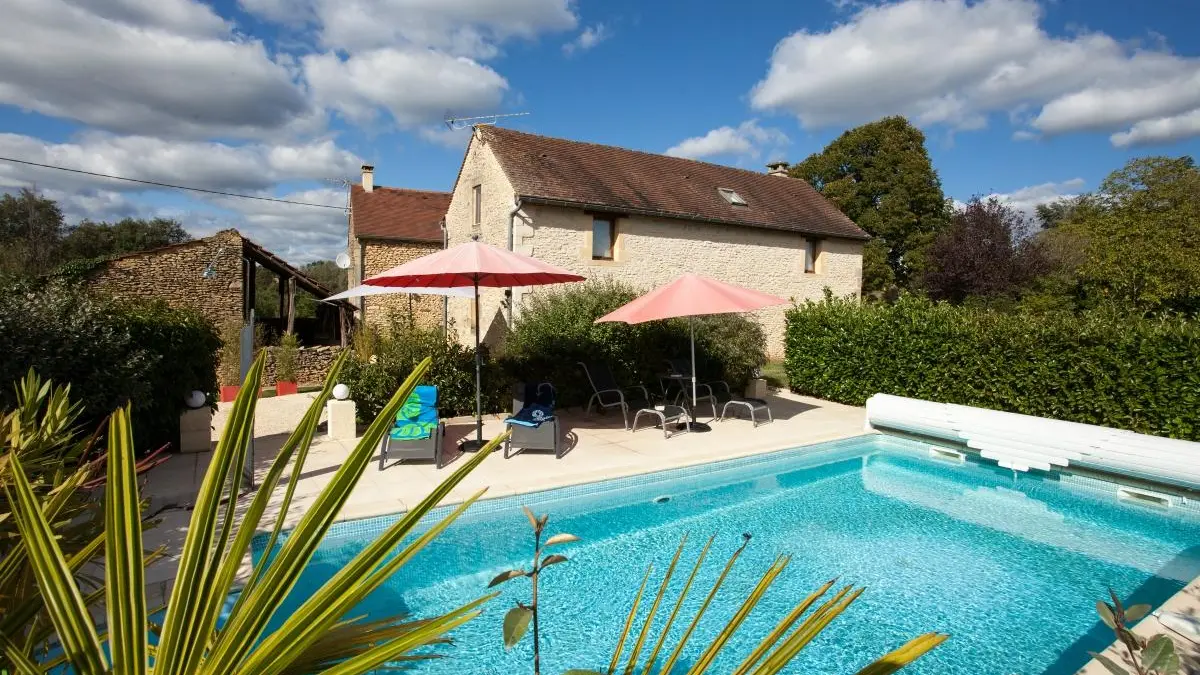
[717,187,747,206]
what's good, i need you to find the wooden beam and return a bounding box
[285,276,296,334]
[338,305,349,347]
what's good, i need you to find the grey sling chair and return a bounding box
[578,362,653,430]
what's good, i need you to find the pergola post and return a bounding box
[338,305,350,347]
[284,276,296,334]
[242,257,256,321]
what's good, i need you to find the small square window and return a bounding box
[718,187,747,206]
[804,238,819,273]
[592,217,615,260]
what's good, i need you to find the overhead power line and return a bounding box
[0,155,347,210]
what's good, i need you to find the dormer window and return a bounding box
[717,188,747,206]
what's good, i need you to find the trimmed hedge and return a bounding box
[784,295,1200,440]
[0,282,220,452]
[503,279,767,408]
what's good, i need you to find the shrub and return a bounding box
[276,332,299,382]
[340,318,506,421]
[784,295,1200,440]
[0,281,220,452]
[503,279,767,407]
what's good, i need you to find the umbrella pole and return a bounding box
[690,317,697,410]
[474,279,482,445]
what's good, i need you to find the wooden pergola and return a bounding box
[239,238,355,346]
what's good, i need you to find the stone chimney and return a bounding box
[361,164,374,193]
[766,161,789,177]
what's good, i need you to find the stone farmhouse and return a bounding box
[440,126,868,356]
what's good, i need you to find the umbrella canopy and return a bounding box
[363,240,585,288]
[322,284,474,302]
[364,240,585,450]
[597,274,786,420]
[595,274,786,324]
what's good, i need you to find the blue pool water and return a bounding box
[254,435,1200,674]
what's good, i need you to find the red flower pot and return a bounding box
[220,385,240,402]
[275,381,298,396]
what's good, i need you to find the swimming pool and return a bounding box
[254,434,1200,674]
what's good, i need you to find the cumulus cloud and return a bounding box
[0,0,313,140]
[959,178,1086,222]
[563,24,610,55]
[304,49,508,127]
[750,0,1200,146]
[1110,109,1200,148]
[240,0,577,57]
[665,121,790,161]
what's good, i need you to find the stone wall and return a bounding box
[360,240,443,331]
[443,134,519,346]
[261,345,343,385]
[524,205,863,356]
[90,229,244,327]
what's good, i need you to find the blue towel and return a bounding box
[505,402,555,428]
[390,385,438,441]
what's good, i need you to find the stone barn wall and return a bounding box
[359,240,443,331]
[262,345,343,385]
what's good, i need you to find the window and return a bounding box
[472,184,482,226]
[804,238,819,274]
[592,217,615,260]
[717,187,747,206]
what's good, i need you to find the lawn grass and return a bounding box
[761,360,788,390]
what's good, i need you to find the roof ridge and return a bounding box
[356,185,451,196]
[482,126,797,181]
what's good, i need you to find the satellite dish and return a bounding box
[335,252,351,269]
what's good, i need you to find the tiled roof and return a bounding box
[350,185,449,242]
[479,126,869,240]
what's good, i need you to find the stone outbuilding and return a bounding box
[89,228,355,347]
[442,126,869,356]
[346,167,450,330]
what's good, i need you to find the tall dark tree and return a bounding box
[922,197,1043,304]
[789,116,949,291]
[300,259,348,294]
[59,217,191,261]
[0,189,66,278]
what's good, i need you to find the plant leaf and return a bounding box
[1124,604,1151,623]
[541,555,569,569]
[104,404,147,674]
[623,535,688,675]
[489,569,528,587]
[852,633,949,675]
[522,506,539,530]
[1141,635,1175,672]
[639,535,715,675]
[1088,652,1131,675]
[544,533,581,548]
[1097,601,1117,629]
[504,606,534,649]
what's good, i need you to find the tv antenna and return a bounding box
[444,112,530,131]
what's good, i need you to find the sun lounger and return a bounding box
[378,384,452,469]
[504,382,564,458]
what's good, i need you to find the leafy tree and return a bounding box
[59,217,190,261]
[0,189,65,278]
[1070,156,1200,314]
[301,259,348,294]
[922,197,1043,304]
[1034,195,1101,229]
[789,116,949,291]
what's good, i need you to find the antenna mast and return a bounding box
[444,112,530,130]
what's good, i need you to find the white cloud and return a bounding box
[750,0,1200,146]
[563,24,610,55]
[199,187,350,263]
[665,120,790,160]
[0,0,313,139]
[1111,109,1200,147]
[242,0,577,57]
[304,49,508,127]
[418,126,474,149]
[966,178,1086,222]
[1012,130,1039,141]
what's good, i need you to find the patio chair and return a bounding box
[664,358,731,403]
[378,385,452,470]
[578,362,653,430]
[504,382,563,459]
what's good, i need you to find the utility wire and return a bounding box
[0,155,348,210]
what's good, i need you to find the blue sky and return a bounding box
[1,0,1198,262]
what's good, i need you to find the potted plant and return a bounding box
[275,332,300,396]
[218,321,242,402]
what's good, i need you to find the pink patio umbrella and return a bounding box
[363,240,585,449]
[595,274,787,421]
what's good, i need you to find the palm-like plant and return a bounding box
[2,352,511,673]
[571,533,948,675]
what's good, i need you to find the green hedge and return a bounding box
[0,282,220,451]
[340,319,507,422]
[784,295,1200,440]
[503,279,767,408]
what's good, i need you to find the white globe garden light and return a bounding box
[185,390,206,409]
[333,384,351,401]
